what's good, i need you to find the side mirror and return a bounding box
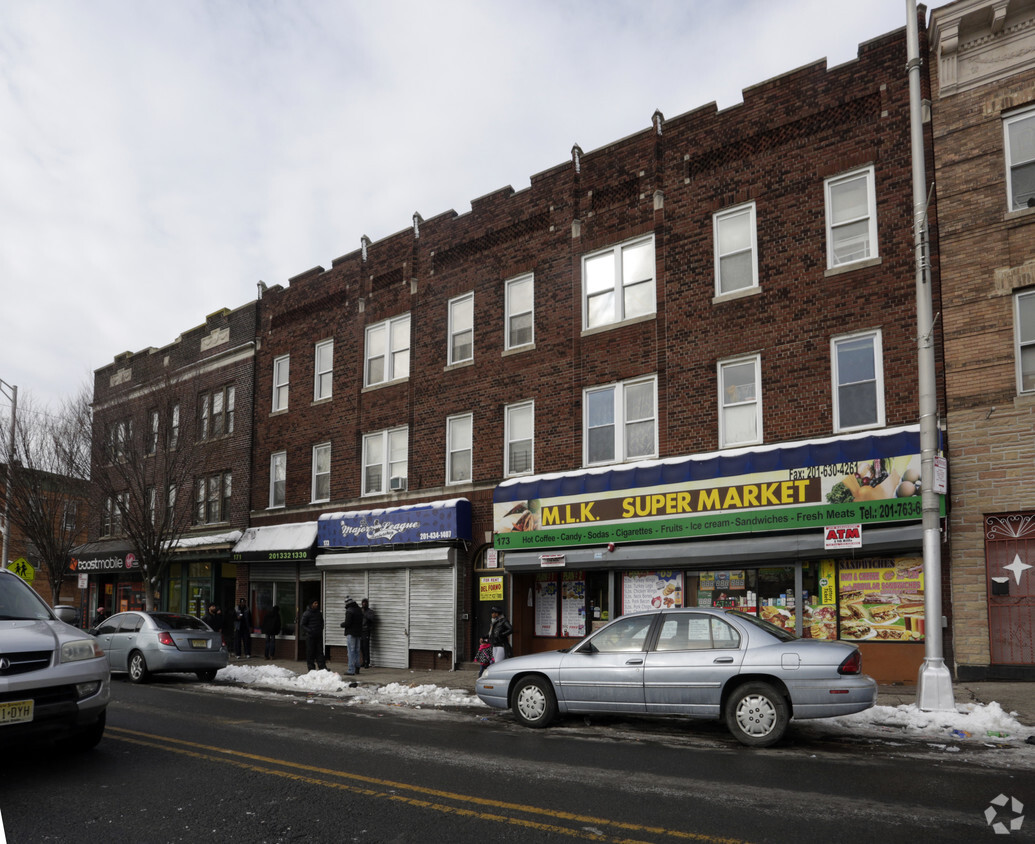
[53,606,78,624]
[578,641,597,654]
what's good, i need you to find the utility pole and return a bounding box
[0,378,16,569]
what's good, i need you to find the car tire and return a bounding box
[128,650,151,684]
[59,711,106,753]
[725,681,789,747]
[512,676,557,728]
[196,669,218,682]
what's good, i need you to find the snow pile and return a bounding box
[820,700,1035,744]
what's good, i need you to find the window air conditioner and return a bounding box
[389,476,407,492]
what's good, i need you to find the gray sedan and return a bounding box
[475,607,876,747]
[91,611,228,683]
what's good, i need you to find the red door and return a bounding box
[985,514,1035,665]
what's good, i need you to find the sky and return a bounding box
[1,0,915,414]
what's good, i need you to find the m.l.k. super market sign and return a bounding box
[493,426,943,550]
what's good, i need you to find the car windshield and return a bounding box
[0,573,54,621]
[726,609,798,642]
[150,613,209,631]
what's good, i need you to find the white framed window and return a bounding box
[718,355,762,447]
[583,376,657,466]
[582,235,656,329]
[505,401,534,476]
[169,403,179,450]
[314,340,334,400]
[1005,107,1035,211]
[312,443,331,503]
[714,203,758,295]
[147,409,159,455]
[446,413,473,484]
[362,427,408,495]
[505,274,534,349]
[365,314,411,386]
[269,451,286,508]
[448,293,474,365]
[272,355,290,412]
[831,330,885,432]
[1015,291,1035,392]
[825,166,878,268]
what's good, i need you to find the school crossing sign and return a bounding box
[8,558,35,584]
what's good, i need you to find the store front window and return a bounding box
[252,580,298,637]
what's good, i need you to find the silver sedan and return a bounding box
[475,607,876,747]
[91,611,228,683]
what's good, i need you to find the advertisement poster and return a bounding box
[560,572,586,637]
[622,570,683,613]
[479,575,503,603]
[534,575,559,636]
[838,557,925,641]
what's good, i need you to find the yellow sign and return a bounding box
[479,575,503,602]
[9,558,34,583]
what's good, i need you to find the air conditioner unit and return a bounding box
[389,476,407,492]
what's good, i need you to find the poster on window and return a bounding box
[838,557,925,641]
[534,574,559,636]
[622,570,683,613]
[560,572,586,637]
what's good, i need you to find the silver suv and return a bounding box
[0,568,110,750]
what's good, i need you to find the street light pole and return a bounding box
[0,378,17,569]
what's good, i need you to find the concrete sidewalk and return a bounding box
[231,655,1034,726]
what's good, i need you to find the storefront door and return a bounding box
[985,514,1035,666]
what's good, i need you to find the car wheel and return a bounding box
[59,711,106,753]
[128,650,151,684]
[725,682,789,747]
[196,669,217,682]
[512,676,557,728]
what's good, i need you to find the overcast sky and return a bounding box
[1,0,913,415]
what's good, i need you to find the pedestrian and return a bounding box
[91,605,108,628]
[261,604,282,660]
[340,595,363,676]
[487,606,512,664]
[234,598,253,658]
[202,603,221,639]
[360,598,375,669]
[300,599,326,671]
[475,637,493,677]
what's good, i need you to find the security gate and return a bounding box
[985,514,1035,665]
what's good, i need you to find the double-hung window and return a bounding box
[362,427,408,495]
[169,403,180,449]
[582,235,656,329]
[196,472,231,524]
[312,443,331,503]
[831,330,885,432]
[448,293,474,365]
[714,203,758,295]
[365,314,411,386]
[272,355,290,412]
[269,451,286,508]
[147,410,159,455]
[505,401,534,476]
[200,386,235,439]
[1005,107,1035,211]
[166,484,177,526]
[718,355,762,447]
[1015,291,1035,392]
[505,274,534,349]
[314,340,333,400]
[446,414,473,484]
[583,376,657,466]
[825,166,878,268]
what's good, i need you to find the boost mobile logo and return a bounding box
[985,794,1025,835]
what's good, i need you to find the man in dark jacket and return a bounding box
[487,606,513,664]
[261,605,282,660]
[340,596,363,676]
[234,599,252,659]
[360,598,375,669]
[300,599,326,671]
[202,604,223,643]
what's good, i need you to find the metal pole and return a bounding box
[906,0,954,710]
[1,380,16,569]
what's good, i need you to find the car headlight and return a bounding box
[61,638,105,663]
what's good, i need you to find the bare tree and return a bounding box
[0,388,92,603]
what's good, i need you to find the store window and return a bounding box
[621,570,683,614]
[251,580,298,637]
[533,571,588,638]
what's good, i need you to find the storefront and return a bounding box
[316,499,472,670]
[492,425,945,684]
[70,540,144,624]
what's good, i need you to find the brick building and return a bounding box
[930,0,1035,679]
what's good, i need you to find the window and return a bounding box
[1015,291,1035,391]
[147,409,159,455]
[448,293,474,365]
[314,340,333,400]
[272,356,290,412]
[312,443,331,503]
[197,472,231,524]
[714,203,758,295]
[832,331,885,431]
[365,314,411,386]
[362,427,408,495]
[719,355,762,447]
[1006,108,1035,211]
[446,413,473,484]
[825,166,878,268]
[583,376,657,466]
[200,386,235,439]
[169,403,180,449]
[269,452,286,508]
[505,274,534,349]
[62,501,77,532]
[146,486,156,526]
[102,492,129,537]
[582,235,656,329]
[505,402,534,476]
[108,418,132,462]
[166,484,176,526]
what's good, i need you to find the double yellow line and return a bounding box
[108,726,745,844]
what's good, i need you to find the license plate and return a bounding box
[190,639,208,649]
[0,700,34,726]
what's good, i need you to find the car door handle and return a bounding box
[625,659,643,665]
[713,657,734,664]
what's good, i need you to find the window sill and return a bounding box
[712,286,761,305]
[502,343,535,358]
[362,377,409,393]
[824,256,882,278]
[832,421,887,436]
[1005,205,1035,223]
[269,408,289,417]
[581,312,656,338]
[444,359,474,373]
[266,504,286,511]
[311,396,332,406]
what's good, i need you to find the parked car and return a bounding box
[0,568,110,751]
[91,611,228,683]
[475,607,877,747]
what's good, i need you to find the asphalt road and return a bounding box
[2,677,1032,843]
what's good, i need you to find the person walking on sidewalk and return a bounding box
[300,599,326,671]
[261,604,282,660]
[234,598,252,659]
[360,598,375,669]
[487,606,512,665]
[340,595,363,676]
